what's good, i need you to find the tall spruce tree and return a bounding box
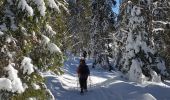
[117,0,169,83]
[66,0,91,55]
[151,0,170,77]
[0,0,67,99]
[91,0,116,70]
[113,0,131,70]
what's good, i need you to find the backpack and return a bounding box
[77,65,90,77]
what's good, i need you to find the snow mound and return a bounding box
[136,93,156,100]
[151,71,161,83]
[129,59,145,83]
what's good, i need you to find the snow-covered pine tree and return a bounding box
[0,0,67,99]
[117,0,148,83]
[47,0,69,54]
[113,0,131,70]
[91,0,116,70]
[66,0,91,56]
[151,0,170,78]
[117,0,169,83]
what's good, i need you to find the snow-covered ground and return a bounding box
[43,56,170,100]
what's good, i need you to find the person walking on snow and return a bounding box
[83,50,87,58]
[77,58,90,94]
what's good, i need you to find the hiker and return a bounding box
[77,59,90,93]
[82,50,87,58]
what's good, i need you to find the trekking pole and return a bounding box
[76,75,79,90]
[88,75,92,89]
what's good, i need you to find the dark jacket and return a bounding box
[77,64,90,78]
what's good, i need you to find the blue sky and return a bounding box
[112,0,120,14]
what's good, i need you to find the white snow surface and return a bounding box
[43,56,170,100]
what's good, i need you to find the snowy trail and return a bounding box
[43,57,170,100]
[43,57,118,100]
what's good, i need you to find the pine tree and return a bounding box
[117,0,169,83]
[0,0,67,99]
[113,0,131,70]
[151,0,170,78]
[91,0,116,70]
[66,0,91,55]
